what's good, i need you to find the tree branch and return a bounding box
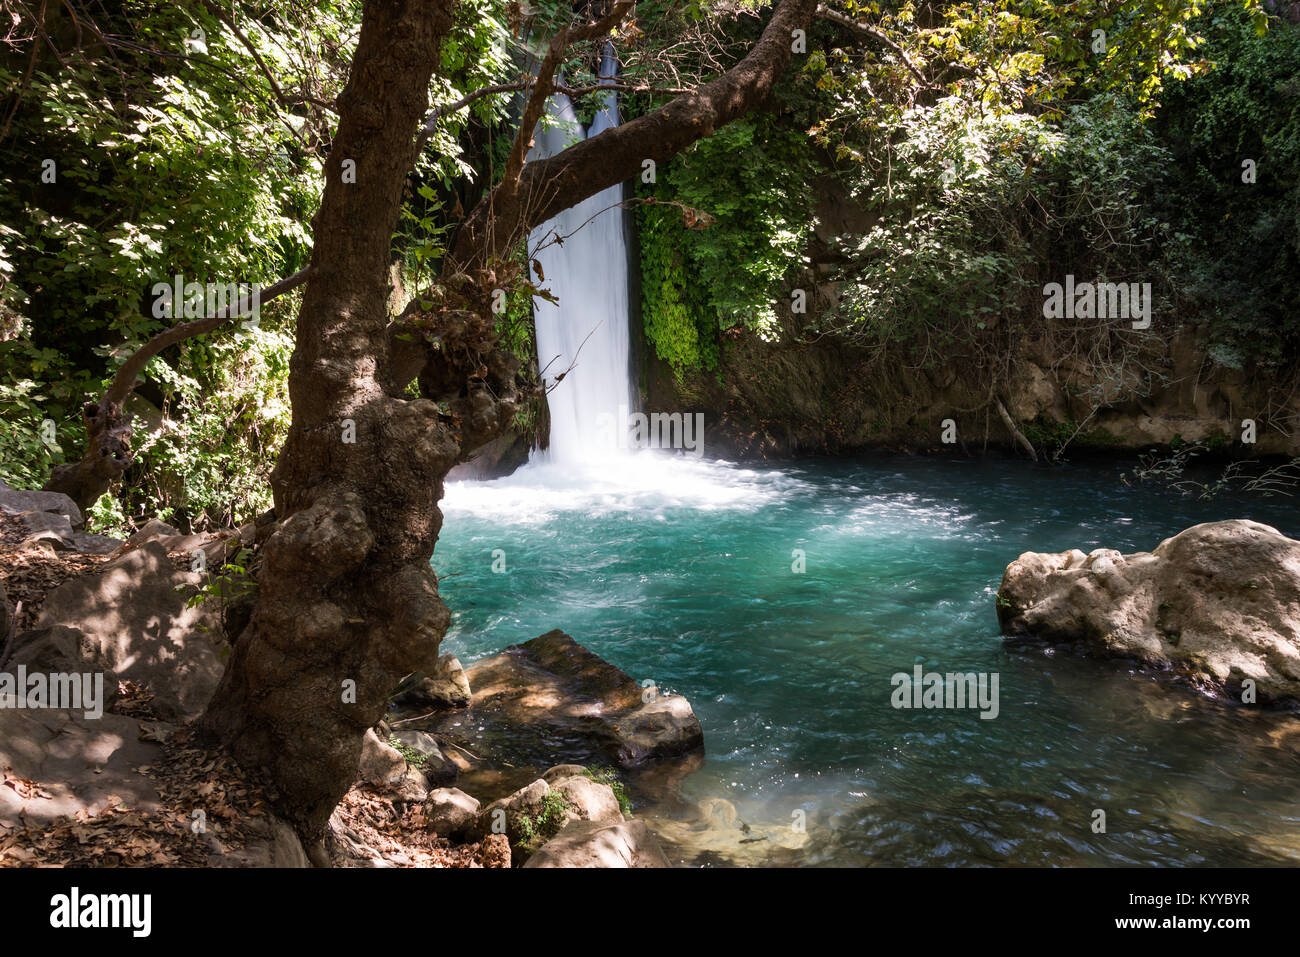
[416,80,532,152]
[995,395,1038,462]
[414,76,692,154]
[104,267,314,407]
[815,3,931,90]
[448,0,820,273]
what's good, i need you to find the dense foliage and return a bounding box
[1155,5,1300,370]
[1,0,1294,531]
[0,0,526,530]
[0,1,349,529]
[635,0,1292,400]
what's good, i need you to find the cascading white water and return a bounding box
[527,49,632,463]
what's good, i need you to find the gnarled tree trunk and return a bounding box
[201,0,818,848]
[200,0,480,842]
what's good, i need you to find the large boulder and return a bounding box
[3,625,121,712]
[0,480,82,529]
[614,694,704,767]
[11,509,76,550]
[523,819,671,868]
[997,520,1300,700]
[453,630,704,769]
[424,787,480,837]
[26,541,222,721]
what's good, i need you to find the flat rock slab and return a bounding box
[0,480,82,528]
[0,708,164,828]
[30,540,223,721]
[432,630,703,771]
[7,510,122,554]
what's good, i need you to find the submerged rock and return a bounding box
[997,520,1300,701]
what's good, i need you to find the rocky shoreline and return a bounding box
[0,484,706,867]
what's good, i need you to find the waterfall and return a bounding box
[527,47,632,463]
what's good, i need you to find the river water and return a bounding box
[436,452,1300,866]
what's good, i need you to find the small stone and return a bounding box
[424,787,480,836]
[359,728,407,787]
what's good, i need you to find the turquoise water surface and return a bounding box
[434,452,1300,866]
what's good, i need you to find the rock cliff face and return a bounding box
[642,326,1299,461]
[997,520,1300,702]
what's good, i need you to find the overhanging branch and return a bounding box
[815,3,930,90]
[104,267,314,407]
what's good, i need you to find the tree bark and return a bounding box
[199,0,493,842]
[201,0,819,848]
